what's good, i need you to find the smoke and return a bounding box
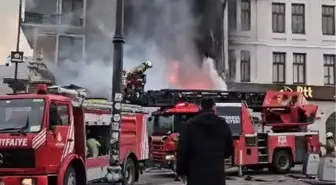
[24,0,36,11]
[202,57,227,90]
[44,0,227,96]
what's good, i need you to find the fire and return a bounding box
[168,61,217,90]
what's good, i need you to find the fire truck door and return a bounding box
[47,102,72,163]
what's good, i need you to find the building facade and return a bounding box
[0,0,34,94]
[0,0,33,66]
[226,0,336,141]
[22,0,117,65]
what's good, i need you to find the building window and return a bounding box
[228,50,236,81]
[324,55,336,85]
[240,50,250,82]
[241,0,251,31]
[61,0,85,26]
[229,0,237,30]
[293,53,306,84]
[292,4,305,34]
[57,35,84,65]
[272,52,286,83]
[322,5,335,35]
[35,34,57,63]
[272,3,286,33]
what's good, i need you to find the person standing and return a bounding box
[176,98,234,185]
[322,132,336,157]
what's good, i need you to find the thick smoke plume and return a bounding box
[44,0,227,96]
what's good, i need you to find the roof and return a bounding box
[0,62,29,95]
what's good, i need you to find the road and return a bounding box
[136,166,313,185]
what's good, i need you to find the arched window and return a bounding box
[326,112,336,137]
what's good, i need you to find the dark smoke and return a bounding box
[28,0,227,96]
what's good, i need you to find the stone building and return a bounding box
[226,0,336,141]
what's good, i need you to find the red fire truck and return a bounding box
[146,89,321,176]
[0,84,149,185]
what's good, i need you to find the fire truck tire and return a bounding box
[272,150,292,173]
[123,158,136,185]
[63,166,77,185]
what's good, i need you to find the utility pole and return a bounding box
[12,0,23,94]
[107,0,125,183]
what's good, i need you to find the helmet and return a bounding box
[144,61,153,67]
[327,132,333,138]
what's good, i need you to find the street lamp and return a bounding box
[107,0,125,183]
[11,0,24,94]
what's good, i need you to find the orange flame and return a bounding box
[168,61,215,89]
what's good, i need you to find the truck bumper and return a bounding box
[0,175,48,185]
[153,160,175,170]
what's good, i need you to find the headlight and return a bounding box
[21,178,36,185]
[165,155,175,160]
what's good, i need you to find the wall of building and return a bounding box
[309,101,335,142]
[228,0,336,85]
[22,0,116,64]
[0,0,33,65]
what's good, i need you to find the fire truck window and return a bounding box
[49,104,70,126]
[0,99,45,132]
[57,105,70,125]
[153,115,173,135]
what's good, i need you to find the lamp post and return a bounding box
[12,0,23,94]
[107,0,125,183]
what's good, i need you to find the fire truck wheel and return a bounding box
[124,158,136,185]
[63,166,77,185]
[272,150,292,173]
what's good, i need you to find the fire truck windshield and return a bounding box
[152,113,195,135]
[0,99,45,133]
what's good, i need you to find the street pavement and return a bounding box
[136,166,315,185]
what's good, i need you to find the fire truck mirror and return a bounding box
[148,116,153,122]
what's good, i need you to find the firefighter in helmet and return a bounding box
[322,132,336,157]
[128,61,153,74]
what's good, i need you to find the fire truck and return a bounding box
[146,89,321,175]
[0,84,149,185]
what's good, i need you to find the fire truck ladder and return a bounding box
[141,89,266,109]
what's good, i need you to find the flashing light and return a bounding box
[36,84,48,94]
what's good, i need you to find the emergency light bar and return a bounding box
[142,89,266,108]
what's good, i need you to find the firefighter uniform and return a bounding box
[87,138,101,157]
[324,132,336,157]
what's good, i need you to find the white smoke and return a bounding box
[44,0,227,95]
[202,57,227,90]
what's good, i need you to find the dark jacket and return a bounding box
[176,110,234,185]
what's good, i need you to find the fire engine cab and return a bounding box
[0,84,149,185]
[145,89,321,175]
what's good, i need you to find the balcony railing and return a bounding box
[23,12,84,27]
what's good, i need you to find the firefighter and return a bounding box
[322,132,336,157]
[86,129,101,157]
[176,97,234,185]
[128,61,153,74]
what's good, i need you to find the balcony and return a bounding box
[23,11,84,27]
